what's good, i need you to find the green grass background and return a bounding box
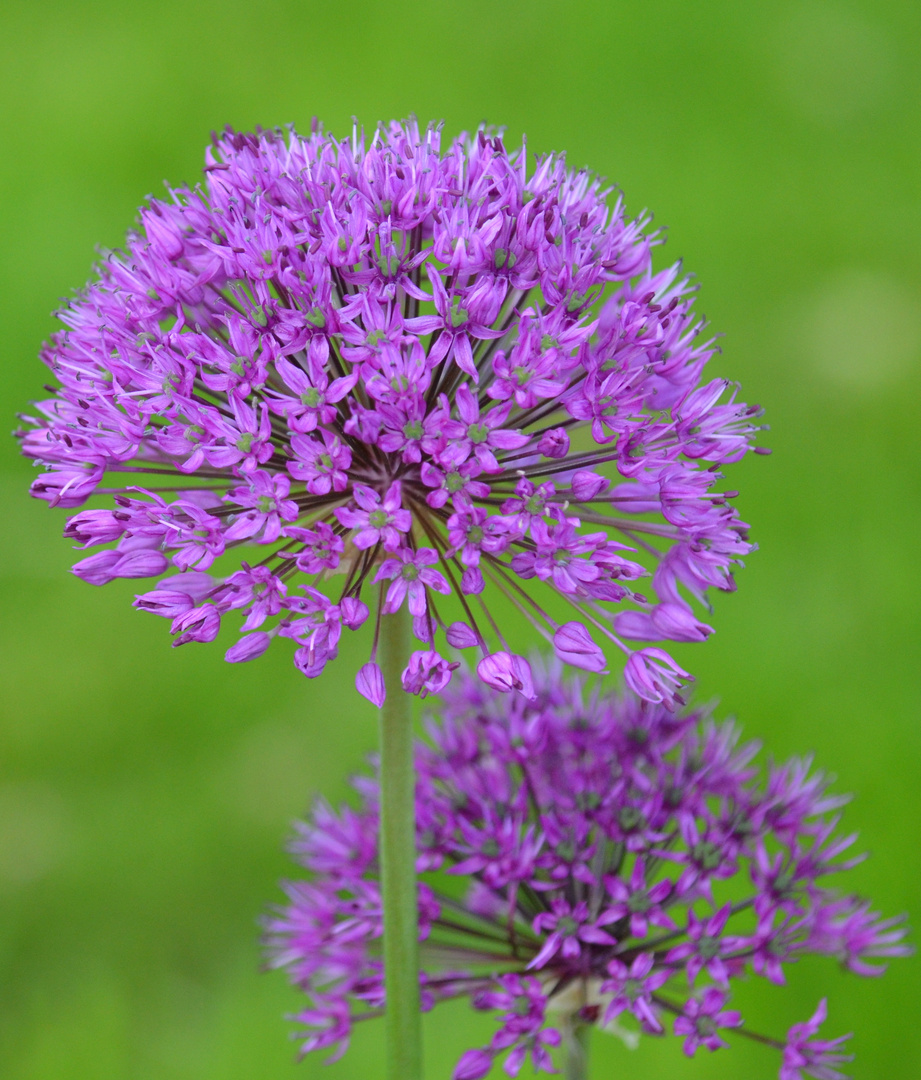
[1,0,919,1076]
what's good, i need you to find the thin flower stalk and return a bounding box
[378,606,423,1080]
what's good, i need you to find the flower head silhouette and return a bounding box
[18,119,764,704]
[266,662,908,1076]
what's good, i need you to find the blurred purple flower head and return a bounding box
[18,119,764,705]
[264,662,908,1077]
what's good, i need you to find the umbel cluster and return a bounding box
[19,120,763,708]
[17,119,907,1080]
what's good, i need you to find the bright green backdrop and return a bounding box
[1,1,919,1077]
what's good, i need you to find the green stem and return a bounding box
[564,1023,590,1080]
[379,605,423,1080]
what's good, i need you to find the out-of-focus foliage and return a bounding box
[0,1,918,1076]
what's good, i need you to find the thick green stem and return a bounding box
[378,605,423,1080]
[564,1023,590,1080]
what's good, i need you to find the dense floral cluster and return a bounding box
[265,663,908,1078]
[17,119,765,704]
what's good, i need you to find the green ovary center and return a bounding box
[698,936,720,959]
[369,510,390,528]
[692,842,721,871]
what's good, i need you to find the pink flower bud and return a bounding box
[171,605,221,646]
[461,567,484,595]
[537,427,570,459]
[570,470,610,501]
[453,1049,494,1080]
[553,621,608,672]
[225,632,271,663]
[446,621,479,648]
[112,549,170,579]
[340,597,370,630]
[356,662,386,707]
[477,652,535,699]
[72,550,121,585]
[64,509,127,547]
[402,650,459,697]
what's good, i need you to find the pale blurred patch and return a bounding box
[214,717,343,830]
[804,270,921,391]
[0,781,71,886]
[774,1,894,124]
[0,474,73,579]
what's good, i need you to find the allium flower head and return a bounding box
[18,119,765,704]
[265,662,908,1077]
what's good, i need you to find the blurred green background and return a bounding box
[1,0,919,1076]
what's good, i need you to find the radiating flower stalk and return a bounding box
[265,663,910,1080]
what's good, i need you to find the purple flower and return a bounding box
[624,647,692,709]
[601,952,670,1032]
[604,857,676,939]
[288,429,352,495]
[469,975,561,1077]
[530,899,619,968]
[223,470,299,544]
[673,988,742,1055]
[780,999,853,1080]
[264,662,907,1073]
[401,649,459,697]
[666,904,736,986]
[802,897,911,977]
[373,547,450,617]
[18,120,764,704]
[334,480,411,551]
[285,521,345,574]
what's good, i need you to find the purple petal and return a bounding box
[446,621,479,648]
[452,1049,493,1080]
[225,632,271,663]
[553,621,608,672]
[355,662,386,707]
[476,652,535,698]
